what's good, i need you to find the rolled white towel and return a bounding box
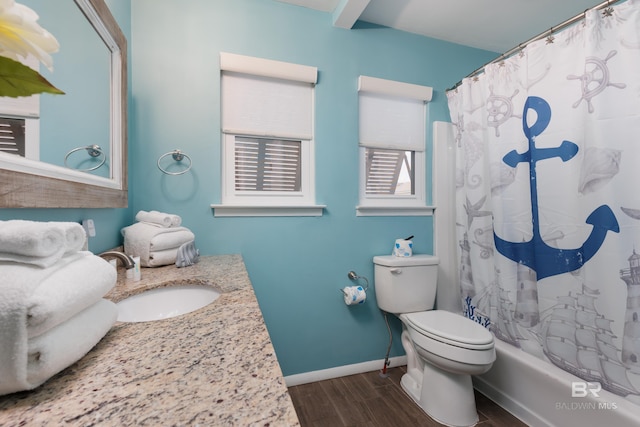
[24,299,117,393]
[61,222,86,255]
[0,220,86,268]
[0,220,64,266]
[135,210,182,228]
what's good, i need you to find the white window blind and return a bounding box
[220,52,316,140]
[220,52,317,84]
[358,75,432,152]
[222,73,313,140]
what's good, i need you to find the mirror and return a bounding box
[0,0,127,208]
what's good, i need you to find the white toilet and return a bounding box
[373,254,495,427]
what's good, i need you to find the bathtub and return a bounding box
[473,339,640,427]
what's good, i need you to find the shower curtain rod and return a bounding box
[446,0,623,92]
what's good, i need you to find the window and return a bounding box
[357,76,433,216]
[213,52,324,217]
[365,148,414,195]
[0,55,40,161]
[0,118,26,157]
[222,134,313,206]
[234,137,301,192]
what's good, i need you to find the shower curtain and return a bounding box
[446,1,640,404]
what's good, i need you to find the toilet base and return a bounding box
[400,362,479,427]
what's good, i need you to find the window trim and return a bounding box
[213,53,324,217]
[220,133,316,207]
[210,204,326,217]
[355,205,435,217]
[356,146,432,216]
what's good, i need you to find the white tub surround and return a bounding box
[475,339,640,427]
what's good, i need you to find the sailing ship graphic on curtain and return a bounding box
[541,283,637,396]
[463,233,640,397]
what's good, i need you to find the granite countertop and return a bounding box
[0,254,300,426]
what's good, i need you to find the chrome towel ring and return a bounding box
[64,144,106,171]
[157,149,192,175]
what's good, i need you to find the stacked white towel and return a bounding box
[135,210,182,228]
[0,220,86,267]
[122,211,194,267]
[0,221,117,396]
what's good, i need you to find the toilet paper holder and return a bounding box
[340,271,369,295]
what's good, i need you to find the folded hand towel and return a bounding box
[122,222,195,267]
[147,240,198,267]
[23,299,117,394]
[150,229,195,252]
[0,221,86,268]
[148,248,179,267]
[26,253,117,338]
[0,252,116,395]
[135,210,182,228]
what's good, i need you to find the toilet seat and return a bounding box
[403,310,494,350]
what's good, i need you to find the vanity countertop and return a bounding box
[0,254,300,426]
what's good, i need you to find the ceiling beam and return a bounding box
[332,0,370,29]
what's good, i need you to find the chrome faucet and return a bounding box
[98,251,136,269]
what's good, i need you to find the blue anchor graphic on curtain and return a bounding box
[493,96,619,280]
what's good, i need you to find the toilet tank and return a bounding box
[373,254,439,314]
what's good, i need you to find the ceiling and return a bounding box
[276,0,606,53]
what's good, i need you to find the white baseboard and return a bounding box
[284,356,408,387]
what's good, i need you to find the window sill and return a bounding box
[355,205,435,217]
[211,204,326,217]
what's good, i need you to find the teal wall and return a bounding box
[130,0,496,376]
[0,0,496,377]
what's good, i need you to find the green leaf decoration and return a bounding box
[0,55,64,98]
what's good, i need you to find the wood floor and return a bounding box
[288,366,528,427]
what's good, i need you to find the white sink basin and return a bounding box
[116,285,220,323]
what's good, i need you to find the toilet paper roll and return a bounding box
[393,239,413,257]
[343,286,366,305]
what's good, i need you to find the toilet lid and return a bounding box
[404,310,494,349]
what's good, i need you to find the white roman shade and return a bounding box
[220,52,317,140]
[220,52,317,84]
[358,75,432,152]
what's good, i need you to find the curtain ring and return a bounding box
[64,144,106,171]
[157,149,192,175]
